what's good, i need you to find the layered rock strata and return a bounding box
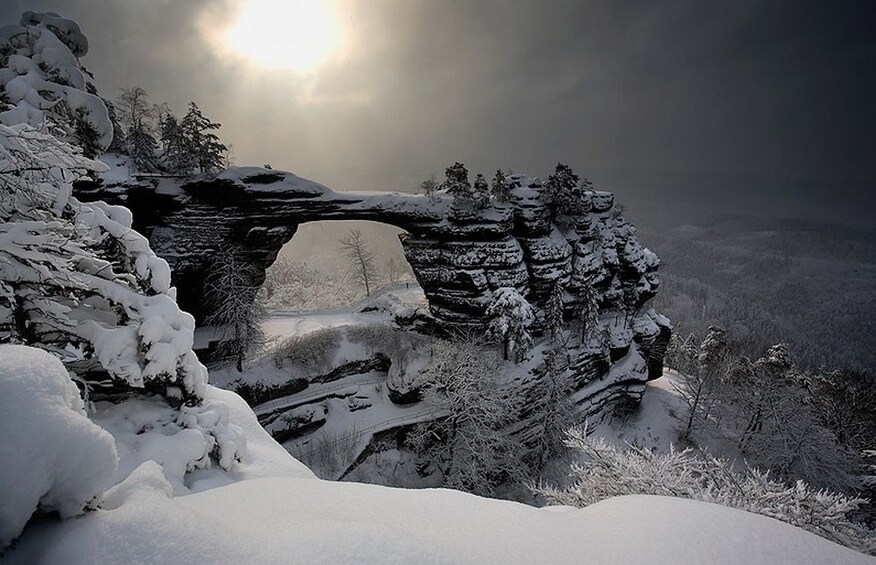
[74,166,671,385]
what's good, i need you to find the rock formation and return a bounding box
[74,165,671,409]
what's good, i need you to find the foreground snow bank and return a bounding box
[8,478,872,564]
[0,345,117,547]
[2,375,871,563]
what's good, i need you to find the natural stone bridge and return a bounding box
[74,166,671,405]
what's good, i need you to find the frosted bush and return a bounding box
[272,326,344,372]
[535,426,876,555]
[0,345,118,548]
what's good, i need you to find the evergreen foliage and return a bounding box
[542,162,585,220]
[490,169,512,201]
[486,287,535,363]
[441,162,472,205]
[472,173,490,208]
[181,101,227,174]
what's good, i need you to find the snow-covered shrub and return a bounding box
[272,326,344,373]
[0,12,112,153]
[289,428,359,480]
[0,122,208,402]
[0,345,118,548]
[535,426,876,555]
[0,120,244,475]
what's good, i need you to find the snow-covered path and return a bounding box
[253,372,386,416]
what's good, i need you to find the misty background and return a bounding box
[3,0,873,369]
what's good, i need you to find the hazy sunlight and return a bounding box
[224,0,341,73]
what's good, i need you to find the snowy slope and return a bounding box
[8,478,872,564]
[3,380,872,564]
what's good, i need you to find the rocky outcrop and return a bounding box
[73,165,670,385]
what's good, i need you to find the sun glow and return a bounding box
[223,0,341,73]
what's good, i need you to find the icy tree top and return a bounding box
[0,12,111,150]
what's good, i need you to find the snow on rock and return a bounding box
[0,345,118,548]
[0,12,111,149]
[0,122,210,402]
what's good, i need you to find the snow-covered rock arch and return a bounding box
[74,166,671,405]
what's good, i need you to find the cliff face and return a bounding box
[74,166,670,405]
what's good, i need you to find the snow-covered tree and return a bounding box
[181,101,226,175]
[729,345,856,492]
[0,122,209,401]
[544,282,565,337]
[672,326,729,438]
[116,87,158,171]
[0,12,112,151]
[490,169,512,202]
[408,337,522,496]
[472,173,490,208]
[534,427,875,555]
[116,87,152,135]
[542,162,584,220]
[203,249,267,372]
[486,287,535,362]
[578,280,600,344]
[526,341,577,472]
[338,229,379,297]
[159,113,192,174]
[441,161,472,206]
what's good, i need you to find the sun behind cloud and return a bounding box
[219,0,342,73]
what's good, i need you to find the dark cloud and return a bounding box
[3,0,873,221]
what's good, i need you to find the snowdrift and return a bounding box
[4,383,872,565]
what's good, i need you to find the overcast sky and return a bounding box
[3,1,873,221]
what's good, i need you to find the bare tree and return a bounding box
[407,336,523,496]
[338,229,379,297]
[204,249,267,371]
[386,256,402,285]
[527,338,577,473]
[420,174,439,199]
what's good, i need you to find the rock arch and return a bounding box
[74,166,671,389]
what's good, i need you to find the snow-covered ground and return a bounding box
[5,384,871,564]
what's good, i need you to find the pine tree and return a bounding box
[129,122,158,172]
[490,169,512,202]
[542,162,585,220]
[527,341,576,471]
[544,282,565,337]
[579,281,600,344]
[181,101,227,175]
[472,173,490,208]
[159,113,192,174]
[73,109,101,158]
[441,162,472,205]
[486,287,535,362]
